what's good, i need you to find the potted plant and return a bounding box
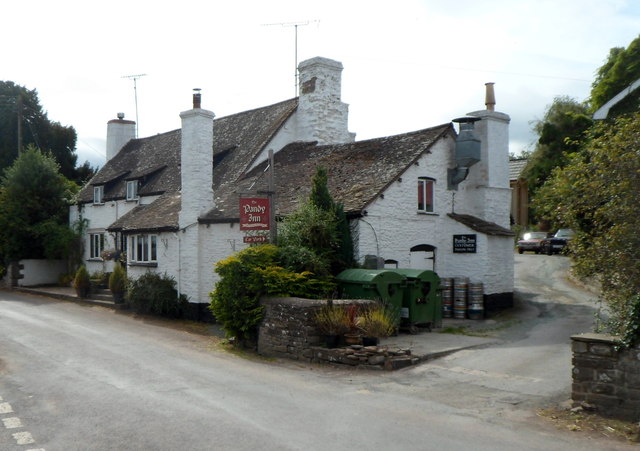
[314,302,350,348]
[108,262,127,303]
[343,303,364,345]
[73,265,91,298]
[358,303,398,346]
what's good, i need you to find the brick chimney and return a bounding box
[178,91,215,229]
[106,113,136,161]
[296,57,355,144]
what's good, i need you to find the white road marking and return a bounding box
[0,395,45,449]
[2,417,23,428]
[13,431,35,444]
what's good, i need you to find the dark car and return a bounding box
[517,231,548,254]
[541,228,575,255]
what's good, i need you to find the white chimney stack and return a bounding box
[296,57,355,144]
[178,91,215,229]
[106,114,136,162]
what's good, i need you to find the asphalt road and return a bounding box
[0,255,634,450]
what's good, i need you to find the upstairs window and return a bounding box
[417,178,435,213]
[126,180,139,201]
[129,234,158,263]
[89,233,104,259]
[93,185,104,205]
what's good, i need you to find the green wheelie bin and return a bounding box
[393,269,441,332]
[336,269,406,316]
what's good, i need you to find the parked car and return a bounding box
[541,228,575,255]
[517,231,549,254]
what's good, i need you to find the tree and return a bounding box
[590,34,640,118]
[0,145,78,261]
[532,113,640,340]
[0,81,91,183]
[278,166,355,276]
[521,96,592,216]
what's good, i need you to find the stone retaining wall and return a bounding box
[571,333,640,421]
[258,297,374,361]
[257,296,422,370]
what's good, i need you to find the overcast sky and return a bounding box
[3,0,639,168]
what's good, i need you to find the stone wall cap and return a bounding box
[260,297,376,307]
[571,333,621,343]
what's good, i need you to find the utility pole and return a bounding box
[122,73,147,138]
[262,21,318,97]
[268,148,277,244]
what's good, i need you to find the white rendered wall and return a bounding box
[69,195,159,275]
[18,259,68,286]
[353,132,513,296]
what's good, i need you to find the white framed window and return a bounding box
[129,234,158,263]
[418,177,435,213]
[89,233,104,259]
[93,185,104,205]
[126,180,139,201]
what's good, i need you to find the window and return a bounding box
[417,178,435,213]
[93,185,104,205]
[129,234,158,263]
[126,180,139,201]
[89,233,104,259]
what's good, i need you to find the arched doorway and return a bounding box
[410,244,436,271]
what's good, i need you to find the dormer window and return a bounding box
[126,180,139,201]
[93,185,104,205]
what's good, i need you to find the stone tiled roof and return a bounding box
[509,158,528,181]
[201,124,455,221]
[447,213,514,236]
[108,193,181,233]
[77,98,299,204]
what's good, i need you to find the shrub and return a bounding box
[127,272,187,318]
[209,245,279,343]
[108,263,128,302]
[314,303,350,336]
[256,266,336,299]
[357,303,399,338]
[73,265,91,298]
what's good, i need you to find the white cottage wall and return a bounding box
[350,129,511,297]
[354,136,454,268]
[196,223,249,303]
[71,198,152,274]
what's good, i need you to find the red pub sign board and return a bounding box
[239,197,270,231]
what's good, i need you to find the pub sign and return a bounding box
[453,234,477,253]
[239,197,270,231]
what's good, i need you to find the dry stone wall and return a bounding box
[257,297,423,370]
[571,333,640,421]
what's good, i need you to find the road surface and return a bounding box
[0,255,633,450]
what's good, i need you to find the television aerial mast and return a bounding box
[121,73,147,138]
[262,20,318,97]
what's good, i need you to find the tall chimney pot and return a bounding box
[193,88,202,109]
[485,82,496,111]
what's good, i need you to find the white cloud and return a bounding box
[2,0,639,167]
